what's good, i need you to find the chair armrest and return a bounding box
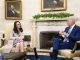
[71,41,80,53]
[71,42,77,53]
[76,41,80,43]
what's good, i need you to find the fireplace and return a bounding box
[40,31,59,49]
[31,19,67,49]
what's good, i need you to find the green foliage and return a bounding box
[33,12,74,19]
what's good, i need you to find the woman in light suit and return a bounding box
[10,21,24,52]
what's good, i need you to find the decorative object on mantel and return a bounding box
[33,12,74,20]
[41,0,67,11]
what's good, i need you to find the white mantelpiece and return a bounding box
[31,19,67,49]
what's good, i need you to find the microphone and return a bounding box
[34,48,39,60]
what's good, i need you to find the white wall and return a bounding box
[0,0,80,39]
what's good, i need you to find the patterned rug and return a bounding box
[26,55,65,60]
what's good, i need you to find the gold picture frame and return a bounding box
[5,1,22,20]
[41,0,67,11]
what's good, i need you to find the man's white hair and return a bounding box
[67,17,78,22]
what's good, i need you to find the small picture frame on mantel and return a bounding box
[5,0,22,20]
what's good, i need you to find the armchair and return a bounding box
[58,41,80,60]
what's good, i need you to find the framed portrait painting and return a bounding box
[5,1,22,20]
[41,0,67,11]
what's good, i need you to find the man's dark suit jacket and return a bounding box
[53,25,80,50]
[62,25,80,49]
[65,25,80,41]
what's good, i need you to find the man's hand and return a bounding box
[59,31,67,38]
[59,31,65,35]
[62,32,67,36]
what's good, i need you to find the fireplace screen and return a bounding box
[40,31,59,49]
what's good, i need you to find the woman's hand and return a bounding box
[16,37,21,40]
[16,36,24,40]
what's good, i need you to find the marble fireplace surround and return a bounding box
[31,19,67,50]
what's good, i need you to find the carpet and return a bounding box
[26,55,65,60]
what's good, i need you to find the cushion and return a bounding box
[58,49,72,58]
[59,49,80,58]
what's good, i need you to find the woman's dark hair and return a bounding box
[13,21,23,34]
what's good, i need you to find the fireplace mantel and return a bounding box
[31,19,67,49]
[32,19,67,26]
[33,18,67,21]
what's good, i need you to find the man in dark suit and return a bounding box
[50,18,80,60]
[7,5,19,17]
